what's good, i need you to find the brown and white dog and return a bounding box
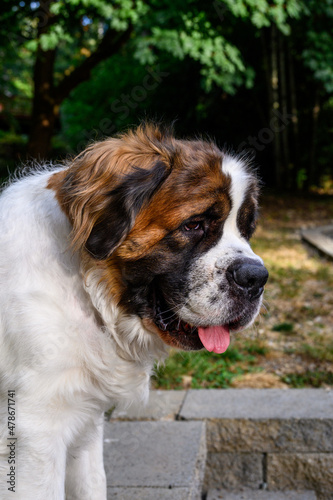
[0,123,268,499]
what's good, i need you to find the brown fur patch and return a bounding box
[118,141,231,260]
[48,123,232,306]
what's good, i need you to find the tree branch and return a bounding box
[54,25,132,103]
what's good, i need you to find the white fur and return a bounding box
[0,168,166,500]
[0,155,262,499]
[178,154,263,327]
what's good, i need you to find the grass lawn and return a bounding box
[152,193,333,390]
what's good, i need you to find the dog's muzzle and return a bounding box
[226,258,269,301]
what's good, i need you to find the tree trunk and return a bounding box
[307,89,321,189]
[27,47,57,159]
[278,34,290,187]
[26,0,56,159]
[26,1,132,160]
[287,40,299,191]
[260,30,271,117]
[270,25,283,188]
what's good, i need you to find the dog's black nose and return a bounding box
[227,259,269,301]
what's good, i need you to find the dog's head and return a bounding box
[49,123,268,353]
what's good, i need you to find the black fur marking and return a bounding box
[118,202,230,334]
[86,160,170,259]
[236,186,258,241]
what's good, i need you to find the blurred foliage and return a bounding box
[0,0,303,94]
[301,0,333,93]
[0,0,332,189]
[0,131,27,181]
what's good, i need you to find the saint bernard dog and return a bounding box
[0,123,268,499]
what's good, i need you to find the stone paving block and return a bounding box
[103,421,206,500]
[179,389,333,420]
[207,418,333,453]
[110,389,186,421]
[204,452,263,490]
[267,453,333,498]
[301,225,333,259]
[107,487,191,499]
[207,488,317,500]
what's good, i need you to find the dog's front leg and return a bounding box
[65,414,107,500]
[0,431,67,500]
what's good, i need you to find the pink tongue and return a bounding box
[198,325,230,354]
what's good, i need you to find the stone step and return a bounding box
[178,389,333,497]
[110,389,186,421]
[107,390,333,498]
[106,487,194,499]
[103,420,206,500]
[301,224,333,259]
[207,489,317,500]
[179,389,333,421]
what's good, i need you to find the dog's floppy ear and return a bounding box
[85,160,169,259]
[49,133,172,260]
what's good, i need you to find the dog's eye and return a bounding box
[183,221,203,232]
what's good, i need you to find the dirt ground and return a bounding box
[232,193,333,388]
[153,192,333,390]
